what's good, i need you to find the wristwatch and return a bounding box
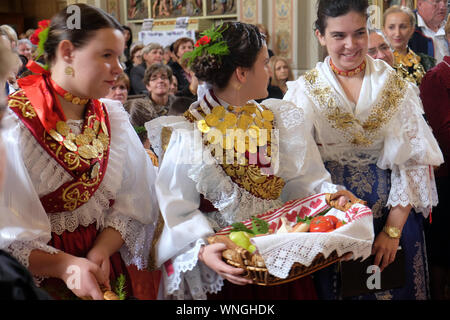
[383,226,402,239]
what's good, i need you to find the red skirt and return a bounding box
[208,276,317,300]
[41,223,133,300]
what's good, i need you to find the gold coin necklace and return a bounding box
[196,103,274,155]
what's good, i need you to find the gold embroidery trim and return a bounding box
[8,92,37,119]
[304,68,408,146]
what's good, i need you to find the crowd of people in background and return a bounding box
[0,0,448,301]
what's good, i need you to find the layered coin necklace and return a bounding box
[196,104,275,156]
[48,79,110,161]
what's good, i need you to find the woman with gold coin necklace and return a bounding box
[148,22,350,300]
[383,5,434,85]
[0,4,159,300]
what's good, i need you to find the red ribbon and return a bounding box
[18,61,66,133]
[17,61,106,132]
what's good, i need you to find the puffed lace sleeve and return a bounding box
[377,85,444,216]
[152,121,223,300]
[0,109,59,269]
[99,99,159,270]
[262,99,339,201]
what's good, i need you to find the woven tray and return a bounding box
[208,190,366,286]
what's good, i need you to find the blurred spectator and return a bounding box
[130,43,164,95]
[163,44,174,65]
[269,56,294,95]
[383,5,431,85]
[368,29,395,67]
[17,39,33,61]
[168,96,194,116]
[143,63,176,117]
[130,43,144,66]
[125,43,144,77]
[24,29,35,40]
[0,25,18,50]
[409,0,449,64]
[127,98,160,167]
[127,98,158,147]
[419,17,450,301]
[104,73,130,104]
[122,25,133,61]
[6,53,22,94]
[169,37,194,95]
[170,75,178,94]
[256,24,274,57]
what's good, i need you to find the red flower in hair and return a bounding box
[195,36,211,48]
[30,19,51,45]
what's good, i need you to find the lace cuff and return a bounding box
[162,238,223,300]
[104,214,155,270]
[5,239,60,286]
[387,164,438,217]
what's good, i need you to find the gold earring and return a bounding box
[234,83,242,91]
[65,66,74,76]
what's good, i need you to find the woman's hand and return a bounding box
[371,232,400,272]
[86,247,111,291]
[60,256,109,300]
[198,243,253,286]
[371,204,411,272]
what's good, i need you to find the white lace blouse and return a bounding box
[0,98,159,275]
[147,95,339,300]
[283,56,444,216]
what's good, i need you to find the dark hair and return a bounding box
[143,63,173,86]
[168,96,194,116]
[122,25,133,48]
[45,4,123,64]
[315,0,369,35]
[126,98,158,143]
[190,22,266,89]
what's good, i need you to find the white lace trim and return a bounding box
[6,103,156,270]
[105,214,155,270]
[253,207,374,279]
[5,239,60,286]
[385,102,439,217]
[163,239,223,300]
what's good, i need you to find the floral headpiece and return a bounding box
[183,23,229,67]
[30,19,51,66]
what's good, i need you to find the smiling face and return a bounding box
[146,70,171,97]
[62,28,125,99]
[316,10,368,71]
[383,11,415,52]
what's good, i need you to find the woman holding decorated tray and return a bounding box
[284,0,443,300]
[0,4,159,300]
[147,22,352,300]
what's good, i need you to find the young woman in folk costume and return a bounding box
[284,0,443,299]
[0,4,159,300]
[147,22,353,300]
